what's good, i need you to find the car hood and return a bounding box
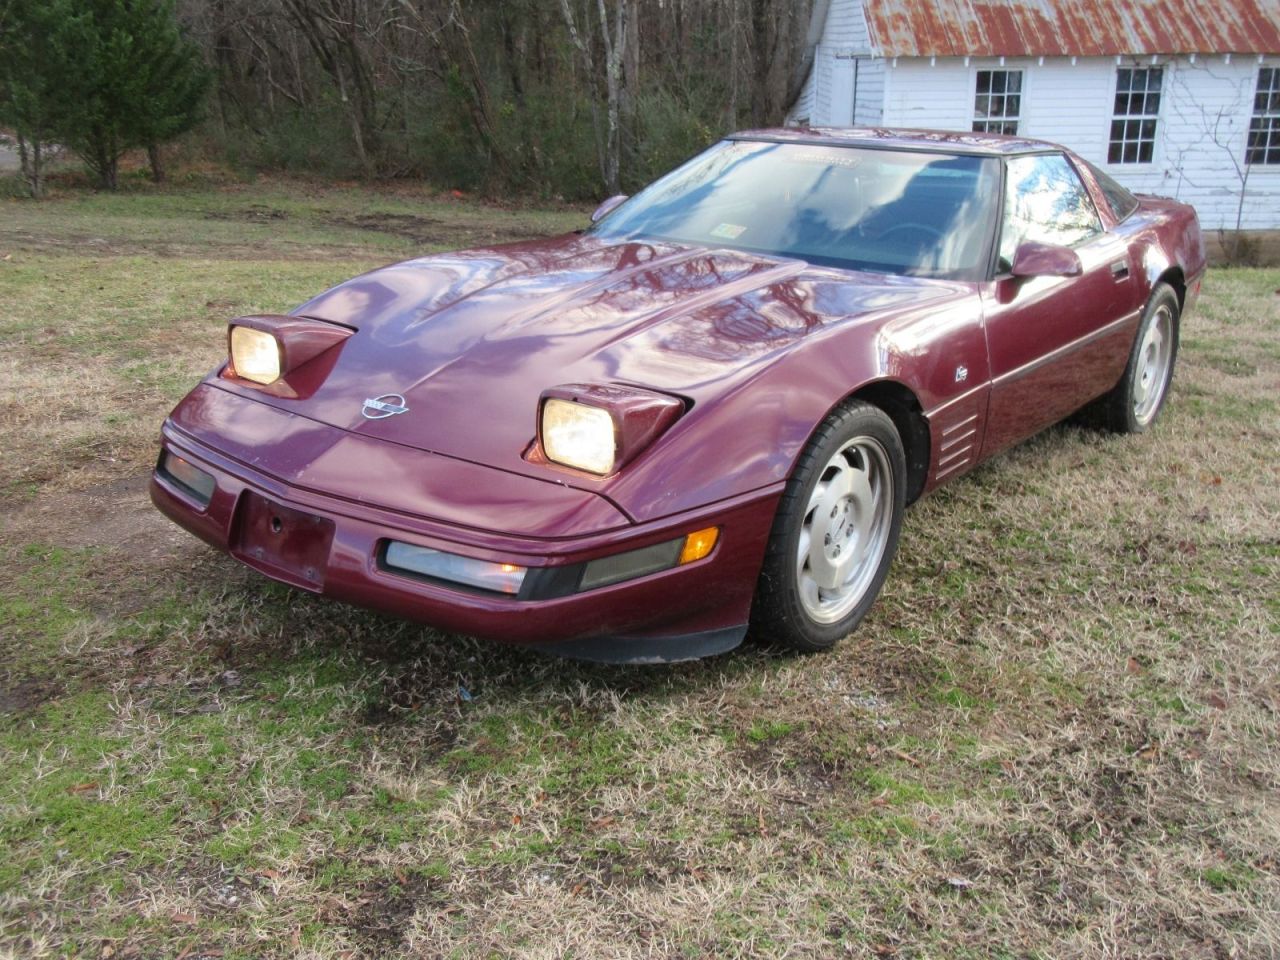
[211,234,959,483]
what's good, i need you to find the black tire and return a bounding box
[1100,283,1181,433]
[751,400,906,653]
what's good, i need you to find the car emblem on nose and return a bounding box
[361,394,409,419]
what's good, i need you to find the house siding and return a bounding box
[795,47,1280,229]
[793,0,885,125]
[882,56,1280,230]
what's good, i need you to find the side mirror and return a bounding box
[591,194,628,223]
[1010,241,1082,278]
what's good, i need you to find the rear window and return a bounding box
[1086,161,1140,221]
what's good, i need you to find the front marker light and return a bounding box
[679,527,720,564]
[579,527,722,591]
[159,451,215,506]
[230,325,282,385]
[541,399,617,475]
[580,538,683,591]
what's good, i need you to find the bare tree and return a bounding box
[168,0,822,195]
[558,0,630,194]
[280,0,399,175]
[1167,63,1257,263]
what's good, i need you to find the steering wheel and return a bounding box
[878,222,944,243]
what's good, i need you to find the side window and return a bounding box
[1086,160,1140,221]
[998,154,1103,269]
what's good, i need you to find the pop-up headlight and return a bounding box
[226,315,351,391]
[229,326,282,385]
[536,384,684,477]
[542,399,617,475]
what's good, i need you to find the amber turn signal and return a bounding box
[679,527,719,565]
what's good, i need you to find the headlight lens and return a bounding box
[541,399,616,475]
[230,326,282,385]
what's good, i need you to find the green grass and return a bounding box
[0,172,586,259]
[1,174,1278,958]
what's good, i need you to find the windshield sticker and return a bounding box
[710,222,747,240]
[785,149,863,168]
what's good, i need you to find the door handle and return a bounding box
[1110,260,1130,281]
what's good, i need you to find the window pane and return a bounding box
[998,154,1102,268]
[973,70,1021,136]
[1248,70,1280,165]
[1086,160,1140,220]
[1110,69,1160,163]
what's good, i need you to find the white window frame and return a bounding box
[972,68,1023,135]
[1109,66,1163,165]
[1246,66,1280,167]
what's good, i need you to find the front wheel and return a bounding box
[752,401,906,653]
[1100,283,1181,433]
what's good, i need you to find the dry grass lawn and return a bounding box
[0,175,1277,959]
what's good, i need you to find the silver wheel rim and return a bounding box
[796,436,894,624]
[1133,304,1174,426]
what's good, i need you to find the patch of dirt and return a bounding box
[327,211,554,247]
[203,204,289,222]
[0,472,210,679]
[0,229,374,260]
[342,874,446,953]
[1,473,181,554]
[0,677,62,715]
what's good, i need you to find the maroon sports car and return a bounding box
[151,127,1204,662]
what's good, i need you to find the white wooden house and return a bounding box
[788,0,1280,231]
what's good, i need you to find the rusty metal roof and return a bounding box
[863,0,1280,57]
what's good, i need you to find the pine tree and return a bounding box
[49,0,210,190]
[0,0,87,197]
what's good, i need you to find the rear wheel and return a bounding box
[752,401,906,653]
[1100,283,1180,433]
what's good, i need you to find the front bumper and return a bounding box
[150,423,781,662]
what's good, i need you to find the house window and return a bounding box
[973,70,1022,134]
[1247,67,1280,165]
[1109,67,1162,163]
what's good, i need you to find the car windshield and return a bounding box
[592,140,1001,279]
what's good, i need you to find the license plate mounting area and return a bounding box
[232,492,335,591]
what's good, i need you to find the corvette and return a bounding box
[151,127,1205,662]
